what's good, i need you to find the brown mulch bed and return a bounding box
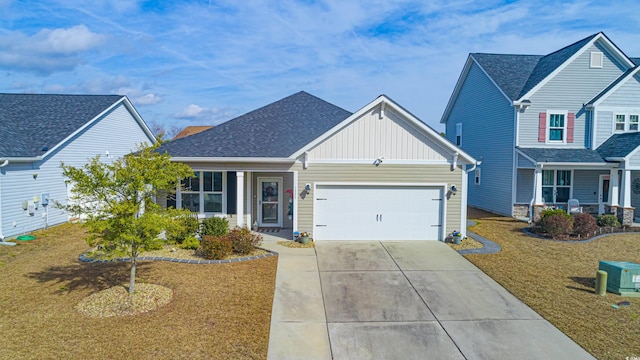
[465,207,640,360]
[85,245,269,261]
[0,223,277,359]
[446,236,483,251]
[277,240,315,248]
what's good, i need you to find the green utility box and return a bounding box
[598,261,640,297]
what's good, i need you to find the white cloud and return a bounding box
[115,87,163,105]
[173,104,237,125]
[0,25,106,74]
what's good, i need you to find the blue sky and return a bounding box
[1,0,640,134]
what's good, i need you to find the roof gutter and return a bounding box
[605,157,626,162]
[534,161,618,168]
[0,157,42,165]
[169,157,295,164]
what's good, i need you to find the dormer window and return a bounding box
[590,52,603,68]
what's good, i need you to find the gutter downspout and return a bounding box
[451,152,459,171]
[529,163,542,223]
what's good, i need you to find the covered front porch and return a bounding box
[514,148,637,225]
[160,165,300,234]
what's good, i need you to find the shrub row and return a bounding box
[536,209,621,239]
[197,226,263,260]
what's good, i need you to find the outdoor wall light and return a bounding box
[450,185,457,195]
[304,184,311,194]
[373,156,384,166]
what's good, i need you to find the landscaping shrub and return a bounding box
[166,214,199,244]
[227,226,263,255]
[200,217,229,237]
[537,211,573,239]
[596,214,620,228]
[540,208,569,219]
[197,235,232,260]
[179,236,200,250]
[572,213,597,238]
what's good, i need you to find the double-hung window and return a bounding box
[180,171,224,213]
[542,170,572,203]
[548,112,566,142]
[455,123,462,146]
[615,113,640,132]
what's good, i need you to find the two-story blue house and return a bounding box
[441,32,640,225]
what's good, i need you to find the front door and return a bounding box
[257,177,282,227]
[599,175,610,214]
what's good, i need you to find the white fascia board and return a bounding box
[170,157,295,164]
[291,95,477,165]
[120,96,158,143]
[514,148,538,165]
[540,162,618,168]
[308,159,450,165]
[0,157,42,163]
[590,68,640,107]
[518,33,634,101]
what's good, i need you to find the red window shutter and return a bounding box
[538,112,547,142]
[567,112,575,143]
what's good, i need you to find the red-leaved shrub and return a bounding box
[572,213,597,238]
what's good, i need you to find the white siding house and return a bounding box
[0,94,155,239]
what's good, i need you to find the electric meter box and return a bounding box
[598,261,640,297]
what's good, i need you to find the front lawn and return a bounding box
[0,223,277,359]
[466,208,640,360]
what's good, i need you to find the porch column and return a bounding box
[534,166,543,205]
[292,171,298,233]
[609,169,619,207]
[236,172,244,227]
[246,171,252,230]
[621,169,632,208]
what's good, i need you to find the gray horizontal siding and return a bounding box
[572,170,607,203]
[600,77,640,107]
[515,169,533,203]
[595,111,614,147]
[520,43,626,149]
[629,151,640,167]
[1,103,152,238]
[445,62,514,216]
[517,153,535,168]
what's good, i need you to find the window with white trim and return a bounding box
[179,171,224,213]
[542,170,572,203]
[455,123,462,146]
[474,168,481,185]
[590,51,603,68]
[614,113,640,132]
[547,111,566,142]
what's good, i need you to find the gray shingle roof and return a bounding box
[631,58,640,66]
[517,147,606,163]
[157,91,352,158]
[0,93,124,158]
[472,33,599,100]
[597,132,640,158]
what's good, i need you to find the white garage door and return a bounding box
[314,185,443,240]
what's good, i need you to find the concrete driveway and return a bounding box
[266,240,594,360]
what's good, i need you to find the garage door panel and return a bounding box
[314,185,443,241]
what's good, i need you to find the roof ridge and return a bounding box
[540,32,600,58]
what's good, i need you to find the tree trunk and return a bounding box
[129,257,137,294]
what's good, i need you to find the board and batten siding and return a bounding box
[519,42,627,149]
[291,163,463,240]
[445,61,514,216]
[308,105,449,161]
[0,103,152,238]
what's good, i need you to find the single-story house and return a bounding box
[0,94,156,239]
[156,91,477,241]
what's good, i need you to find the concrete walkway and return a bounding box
[264,239,595,360]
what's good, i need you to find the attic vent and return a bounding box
[590,52,603,68]
[41,147,49,152]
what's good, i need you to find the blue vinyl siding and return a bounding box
[599,76,640,107]
[519,43,626,148]
[629,151,640,167]
[595,111,614,147]
[572,170,608,203]
[0,103,152,238]
[445,62,514,216]
[517,153,535,168]
[515,169,533,203]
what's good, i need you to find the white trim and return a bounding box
[475,167,482,185]
[622,169,632,207]
[292,171,299,233]
[545,110,568,144]
[256,177,283,227]
[42,97,156,160]
[591,110,597,150]
[541,169,574,203]
[461,168,468,237]
[306,159,451,165]
[246,171,252,229]
[292,95,476,165]
[236,172,244,227]
[176,170,226,215]
[590,51,603,68]
[518,33,635,101]
[312,182,448,241]
[171,157,294,163]
[600,173,613,213]
[441,55,512,123]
